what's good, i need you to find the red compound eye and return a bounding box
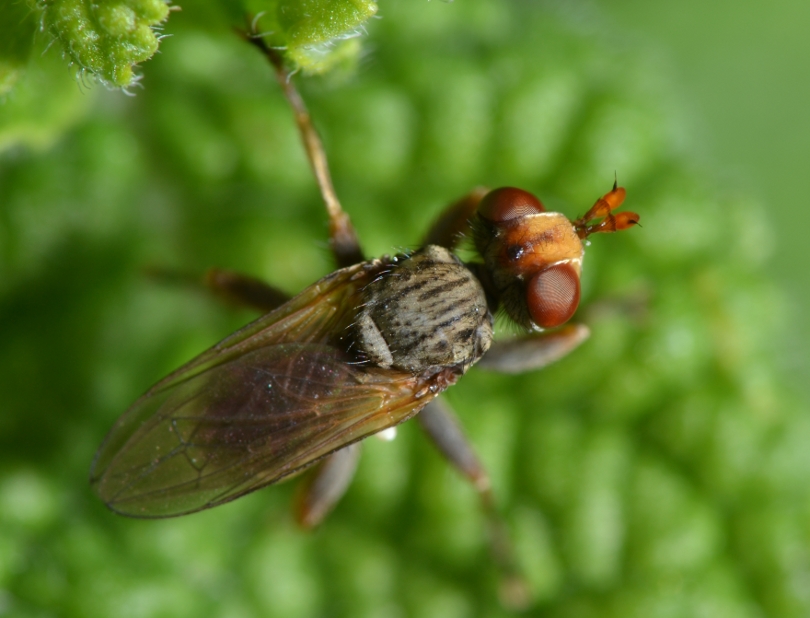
[526,263,580,328]
[478,187,545,222]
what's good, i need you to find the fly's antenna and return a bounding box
[572,181,639,239]
[241,30,364,268]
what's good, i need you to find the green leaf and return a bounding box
[248,0,378,74]
[41,0,170,87]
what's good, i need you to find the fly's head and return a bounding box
[472,183,639,331]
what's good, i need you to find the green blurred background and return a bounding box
[597,0,810,404]
[2,1,810,617]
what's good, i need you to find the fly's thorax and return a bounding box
[354,245,493,373]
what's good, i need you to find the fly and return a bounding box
[90,33,639,604]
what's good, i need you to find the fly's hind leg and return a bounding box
[204,268,291,313]
[477,323,590,374]
[294,443,362,529]
[417,325,590,607]
[245,34,363,268]
[417,399,529,609]
[146,266,291,314]
[421,187,488,250]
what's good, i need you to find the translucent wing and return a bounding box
[90,263,430,518]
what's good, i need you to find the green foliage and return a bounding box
[6,0,376,89]
[244,0,377,73]
[41,0,170,87]
[1,2,807,617]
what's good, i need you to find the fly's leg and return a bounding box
[245,35,364,268]
[146,266,291,313]
[417,399,529,609]
[294,443,362,529]
[418,319,588,608]
[204,268,291,313]
[421,187,488,250]
[477,323,591,374]
[418,399,490,493]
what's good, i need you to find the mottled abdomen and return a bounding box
[354,245,493,373]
